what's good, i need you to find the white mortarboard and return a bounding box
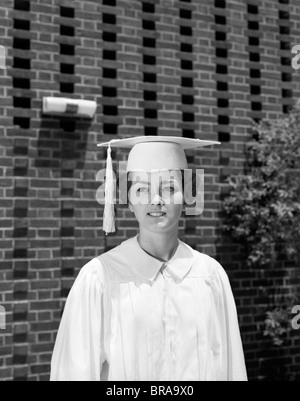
[97,136,221,235]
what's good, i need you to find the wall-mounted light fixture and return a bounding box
[42,97,97,119]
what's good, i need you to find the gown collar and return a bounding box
[121,235,194,283]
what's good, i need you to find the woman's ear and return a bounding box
[128,202,134,213]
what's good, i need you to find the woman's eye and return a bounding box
[137,187,149,193]
[163,186,175,193]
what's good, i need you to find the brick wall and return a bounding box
[0,0,300,381]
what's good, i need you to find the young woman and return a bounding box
[50,137,247,381]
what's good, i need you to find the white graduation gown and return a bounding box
[50,235,247,381]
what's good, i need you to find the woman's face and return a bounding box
[128,170,184,234]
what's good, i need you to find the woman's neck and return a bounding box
[137,230,179,262]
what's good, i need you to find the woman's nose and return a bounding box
[151,192,165,205]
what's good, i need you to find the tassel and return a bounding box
[103,143,116,235]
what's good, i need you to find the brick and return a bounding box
[13,366,28,379]
[0,368,12,380]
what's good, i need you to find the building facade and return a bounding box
[0,0,300,381]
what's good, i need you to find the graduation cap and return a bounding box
[97,136,221,235]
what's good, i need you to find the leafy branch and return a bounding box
[223,102,300,268]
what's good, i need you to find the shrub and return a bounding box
[223,102,300,268]
[263,290,299,347]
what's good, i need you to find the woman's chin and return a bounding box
[143,221,176,233]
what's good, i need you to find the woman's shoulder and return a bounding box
[76,246,130,287]
[180,240,226,278]
[78,257,106,281]
[95,236,138,281]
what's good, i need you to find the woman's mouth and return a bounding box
[148,212,167,218]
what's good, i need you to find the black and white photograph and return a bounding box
[0,0,300,384]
